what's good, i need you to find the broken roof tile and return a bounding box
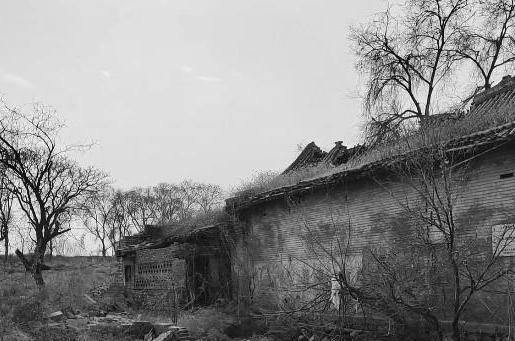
[282,142,326,174]
[228,119,515,212]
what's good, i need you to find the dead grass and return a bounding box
[231,164,336,198]
[178,308,235,341]
[0,256,118,339]
[183,208,231,228]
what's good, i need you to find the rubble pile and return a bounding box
[90,281,111,298]
[42,310,193,340]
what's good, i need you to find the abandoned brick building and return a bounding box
[116,222,232,310]
[118,76,515,329]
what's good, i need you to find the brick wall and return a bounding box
[232,144,515,323]
[115,244,187,311]
[130,288,184,312]
[133,245,186,290]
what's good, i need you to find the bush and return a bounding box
[0,256,118,337]
[11,296,45,325]
[31,326,79,341]
[45,270,91,312]
[178,308,235,341]
[231,165,334,198]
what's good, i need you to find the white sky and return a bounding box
[0,0,387,191]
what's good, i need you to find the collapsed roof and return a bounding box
[283,141,365,174]
[227,75,515,211]
[115,223,226,257]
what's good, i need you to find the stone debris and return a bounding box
[47,311,64,322]
[153,322,175,335]
[144,329,154,341]
[128,321,154,339]
[83,293,97,304]
[150,326,194,341]
[90,281,111,298]
[88,309,107,317]
[41,310,193,341]
[153,330,174,341]
[1,329,33,341]
[66,318,88,331]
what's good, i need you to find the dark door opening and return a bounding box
[124,265,133,288]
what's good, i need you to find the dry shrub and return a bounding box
[0,272,43,329]
[231,164,335,198]
[41,257,118,313]
[232,170,280,197]
[0,256,118,337]
[0,307,16,337]
[183,208,230,228]
[31,326,80,341]
[75,330,137,341]
[45,269,91,312]
[178,308,235,341]
[11,295,45,325]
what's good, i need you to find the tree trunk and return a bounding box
[15,247,50,288]
[451,318,460,341]
[32,266,44,287]
[31,246,47,288]
[101,242,106,257]
[48,239,54,259]
[4,230,8,263]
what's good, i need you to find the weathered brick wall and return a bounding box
[233,144,515,323]
[113,258,125,286]
[130,288,183,312]
[115,245,187,311]
[135,245,186,291]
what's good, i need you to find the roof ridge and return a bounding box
[445,118,515,144]
[227,119,515,210]
[472,75,515,107]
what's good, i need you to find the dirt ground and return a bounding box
[0,255,137,340]
[0,256,267,341]
[0,256,388,341]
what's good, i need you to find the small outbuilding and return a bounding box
[116,222,233,310]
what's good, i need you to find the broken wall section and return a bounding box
[118,245,186,312]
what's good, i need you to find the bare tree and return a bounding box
[105,181,224,249]
[152,183,182,224]
[53,231,86,256]
[82,185,117,256]
[176,180,201,221]
[320,147,515,341]
[455,0,515,89]
[124,187,159,232]
[196,183,224,214]
[13,220,30,254]
[0,102,107,287]
[0,174,14,262]
[351,0,469,143]
[110,190,134,249]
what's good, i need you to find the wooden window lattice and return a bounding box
[134,261,175,289]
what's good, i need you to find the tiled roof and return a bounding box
[283,141,365,174]
[470,75,515,117]
[282,142,326,174]
[445,120,515,151]
[228,76,515,212]
[321,142,366,166]
[115,223,224,256]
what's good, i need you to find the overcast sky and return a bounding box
[0,0,386,191]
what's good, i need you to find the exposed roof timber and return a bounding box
[116,223,225,257]
[282,142,326,174]
[227,75,515,211]
[227,120,515,212]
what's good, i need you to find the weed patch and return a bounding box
[178,308,235,341]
